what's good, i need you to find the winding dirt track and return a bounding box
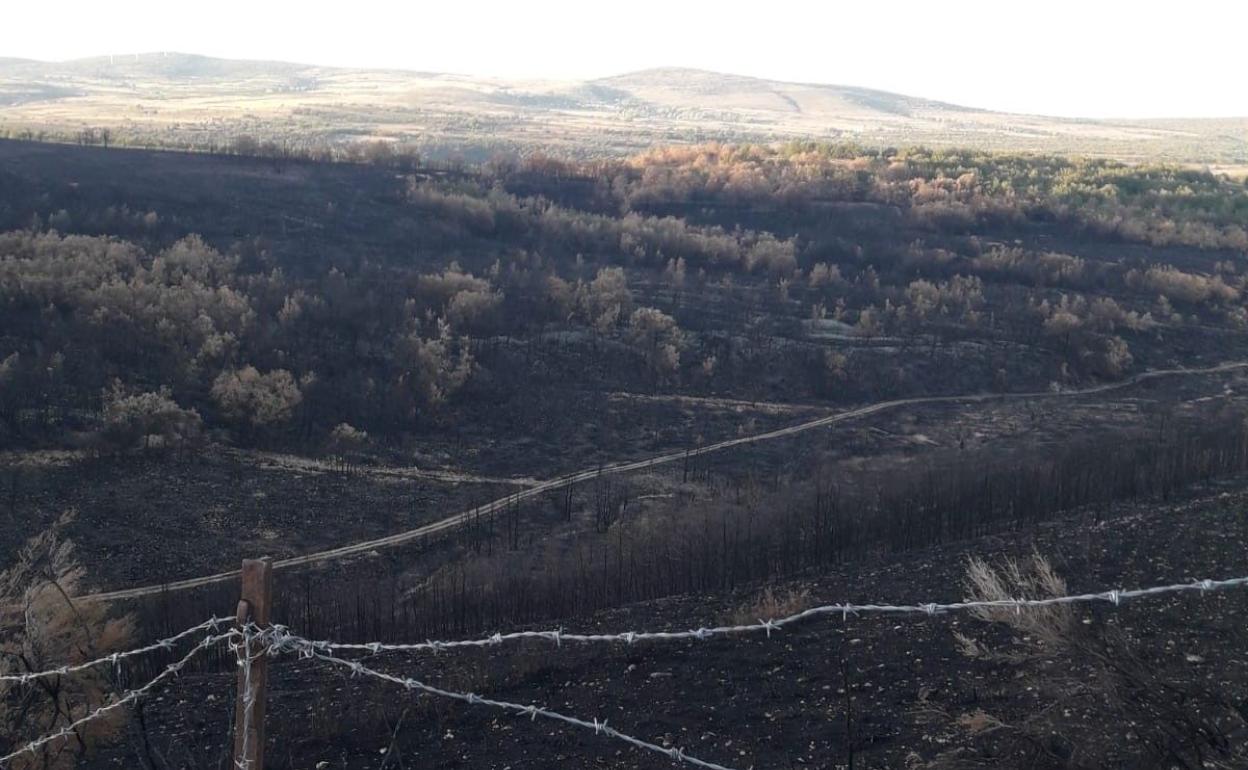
[76,361,1248,604]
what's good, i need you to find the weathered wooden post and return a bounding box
[233,557,273,770]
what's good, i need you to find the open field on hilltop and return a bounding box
[2,54,1247,162]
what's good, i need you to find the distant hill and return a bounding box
[594,66,976,118]
[1,53,1245,163]
[0,52,310,78]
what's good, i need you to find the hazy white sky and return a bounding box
[2,0,1243,119]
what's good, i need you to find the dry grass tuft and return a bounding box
[731,585,811,625]
[961,551,1075,649]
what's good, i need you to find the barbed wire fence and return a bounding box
[283,575,1248,654]
[0,630,238,766]
[1,569,1245,769]
[0,617,232,686]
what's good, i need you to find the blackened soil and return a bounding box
[86,480,1248,769]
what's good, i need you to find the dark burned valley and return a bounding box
[2,52,1248,770]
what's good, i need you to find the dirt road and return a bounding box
[74,361,1248,603]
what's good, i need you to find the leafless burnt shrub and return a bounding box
[949,553,1248,770]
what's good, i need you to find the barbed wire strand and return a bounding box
[0,630,238,767]
[297,575,1248,655]
[4,576,1243,767]
[271,632,738,770]
[0,616,232,685]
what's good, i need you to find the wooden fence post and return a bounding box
[233,557,273,770]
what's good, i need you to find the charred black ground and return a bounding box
[2,138,1247,769]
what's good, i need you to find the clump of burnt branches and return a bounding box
[916,554,1248,769]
